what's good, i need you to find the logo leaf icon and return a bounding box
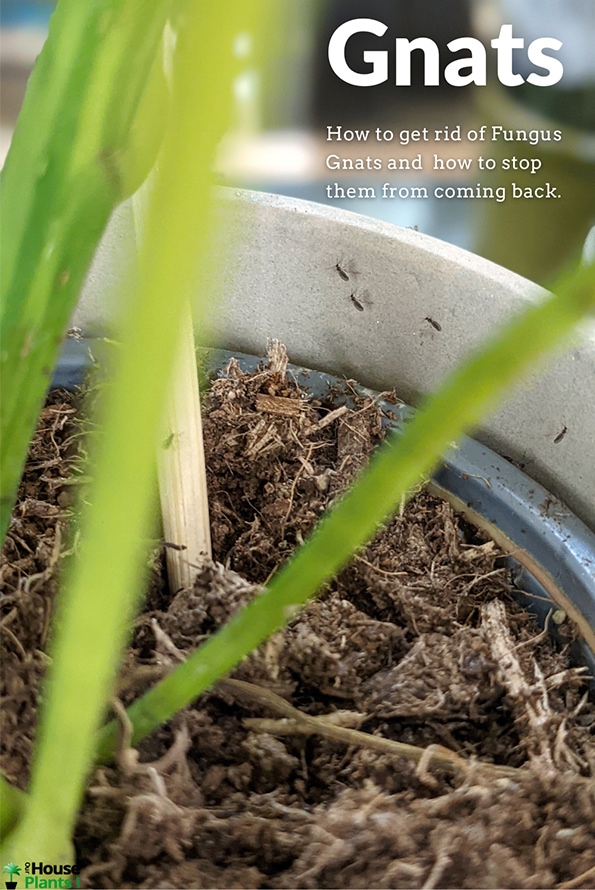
[2,864,21,877]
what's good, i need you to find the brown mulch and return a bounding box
[1,346,594,889]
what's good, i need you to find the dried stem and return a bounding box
[132,185,211,595]
[217,677,522,780]
[157,302,211,593]
[481,599,556,774]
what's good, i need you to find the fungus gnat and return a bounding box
[553,425,567,444]
[350,291,373,312]
[335,262,350,281]
[424,316,442,331]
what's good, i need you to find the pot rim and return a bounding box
[75,187,595,533]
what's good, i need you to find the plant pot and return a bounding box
[75,188,595,535]
[69,187,595,671]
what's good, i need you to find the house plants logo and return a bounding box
[2,863,80,889]
[2,863,21,889]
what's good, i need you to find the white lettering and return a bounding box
[444,37,487,86]
[328,19,388,87]
[527,38,564,87]
[327,21,564,87]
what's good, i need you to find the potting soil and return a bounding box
[1,347,594,889]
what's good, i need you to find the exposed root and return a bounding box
[481,599,559,773]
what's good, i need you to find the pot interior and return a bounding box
[53,338,595,681]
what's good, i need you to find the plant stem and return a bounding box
[0,775,27,839]
[132,181,212,594]
[219,678,520,779]
[157,302,212,593]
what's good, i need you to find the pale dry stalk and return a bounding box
[157,302,211,593]
[481,598,556,773]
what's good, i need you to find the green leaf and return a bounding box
[0,0,173,542]
[3,0,272,867]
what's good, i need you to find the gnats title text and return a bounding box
[328,20,564,87]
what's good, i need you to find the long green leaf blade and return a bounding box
[0,0,173,542]
[3,0,271,865]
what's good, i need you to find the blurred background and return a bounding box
[2,0,594,285]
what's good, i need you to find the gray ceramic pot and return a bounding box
[75,188,595,532]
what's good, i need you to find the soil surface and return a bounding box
[1,346,594,889]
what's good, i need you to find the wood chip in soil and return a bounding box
[1,346,594,890]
